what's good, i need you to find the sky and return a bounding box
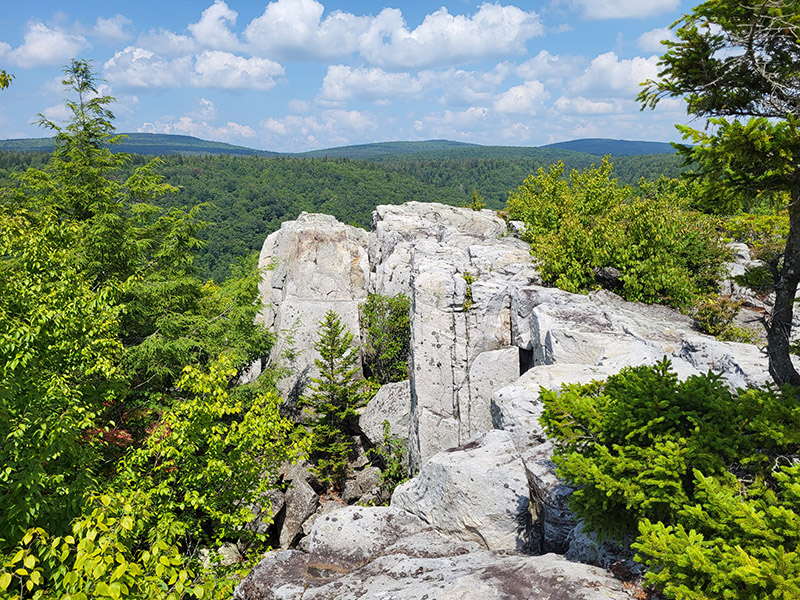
[0,0,696,152]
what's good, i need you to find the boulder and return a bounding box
[233,505,632,600]
[491,363,619,452]
[341,466,382,505]
[279,476,319,549]
[358,380,411,447]
[391,430,533,552]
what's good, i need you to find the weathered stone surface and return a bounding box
[341,466,382,505]
[491,363,619,453]
[369,203,540,468]
[257,213,369,399]
[522,441,576,554]
[391,430,532,552]
[233,506,631,600]
[358,380,411,446]
[279,476,319,549]
[458,347,521,440]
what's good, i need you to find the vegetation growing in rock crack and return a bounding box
[360,292,411,387]
[366,421,409,501]
[301,310,366,490]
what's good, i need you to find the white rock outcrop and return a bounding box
[244,202,780,599]
[256,213,370,400]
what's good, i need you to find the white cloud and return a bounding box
[39,103,72,125]
[136,29,197,56]
[6,22,88,68]
[245,1,542,68]
[570,0,680,20]
[104,46,284,90]
[516,50,582,81]
[494,80,549,114]
[188,1,242,51]
[569,51,658,95]
[104,47,191,87]
[244,0,367,60]
[412,106,490,138]
[435,64,511,105]
[637,27,676,52]
[196,98,217,119]
[554,95,621,114]
[139,116,256,142]
[319,65,425,102]
[360,4,543,69]
[288,99,310,113]
[260,108,378,150]
[193,50,282,89]
[92,15,133,43]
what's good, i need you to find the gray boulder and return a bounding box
[233,505,632,600]
[358,380,411,447]
[391,430,533,552]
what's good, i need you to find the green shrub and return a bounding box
[505,159,729,307]
[722,213,789,261]
[541,360,800,598]
[692,295,743,336]
[367,421,408,502]
[462,271,477,311]
[360,293,411,385]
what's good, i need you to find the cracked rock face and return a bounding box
[248,203,777,597]
[233,505,631,600]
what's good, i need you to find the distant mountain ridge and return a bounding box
[0,134,676,160]
[541,138,676,156]
[0,133,278,157]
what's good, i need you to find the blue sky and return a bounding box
[0,0,694,152]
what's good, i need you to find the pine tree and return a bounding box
[302,310,365,489]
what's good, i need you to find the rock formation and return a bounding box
[236,202,775,599]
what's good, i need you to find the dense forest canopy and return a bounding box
[0,143,685,282]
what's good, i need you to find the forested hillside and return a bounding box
[1,144,685,282]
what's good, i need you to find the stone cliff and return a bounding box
[235,202,773,599]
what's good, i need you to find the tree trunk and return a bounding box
[767,188,800,386]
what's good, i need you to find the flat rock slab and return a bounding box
[233,506,631,600]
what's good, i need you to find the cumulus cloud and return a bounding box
[494,80,549,114]
[569,51,658,95]
[637,27,675,52]
[92,15,133,43]
[554,95,621,114]
[360,4,544,69]
[193,50,282,89]
[245,0,367,60]
[139,116,256,142]
[136,29,197,56]
[516,50,582,81]
[244,0,542,68]
[188,0,242,51]
[5,22,88,68]
[260,108,378,150]
[104,46,284,90]
[435,64,511,105]
[39,103,72,125]
[570,0,680,20]
[412,106,490,138]
[320,65,425,102]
